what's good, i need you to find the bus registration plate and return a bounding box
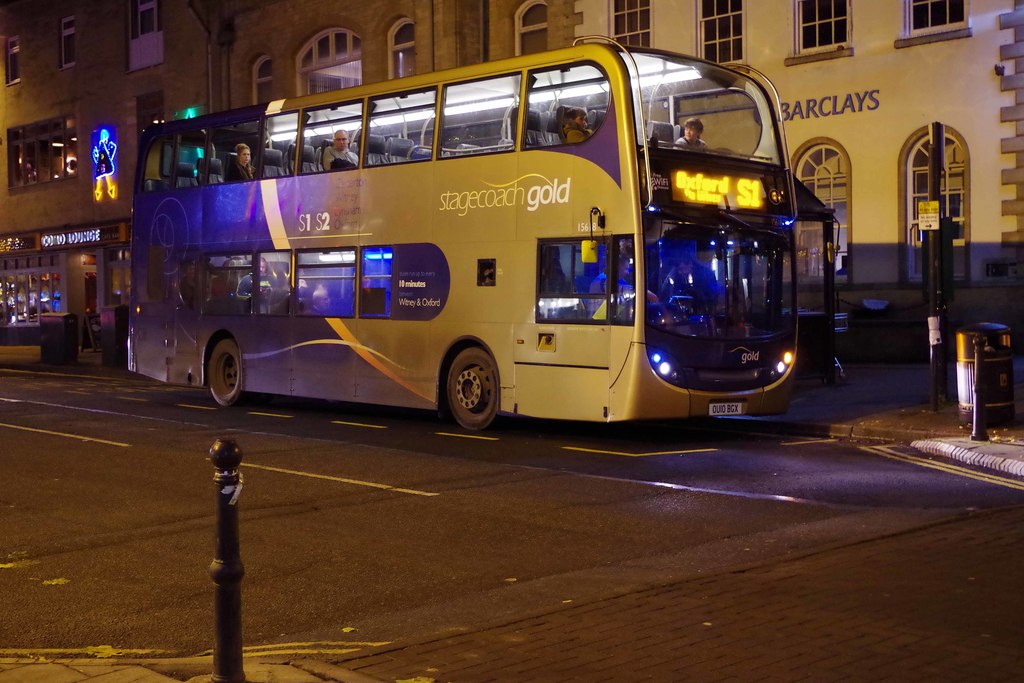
[709,402,745,416]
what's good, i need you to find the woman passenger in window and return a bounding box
[228,143,255,181]
[562,108,592,143]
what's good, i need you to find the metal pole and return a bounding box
[971,335,989,442]
[209,439,245,683]
[927,122,946,409]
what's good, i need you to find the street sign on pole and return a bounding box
[918,200,940,231]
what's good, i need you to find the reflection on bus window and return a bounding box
[174,130,205,188]
[296,249,356,317]
[360,246,393,317]
[645,224,793,338]
[263,112,299,177]
[441,73,520,157]
[241,251,291,315]
[140,134,173,192]
[632,52,781,164]
[302,101,364,173]
[203,254,252,315]
[366,89,435,166]
[536,240,613,323]
[524,62,609,148]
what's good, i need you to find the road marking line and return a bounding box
[177,403,217,411]
[117,396,149,402]
[332,420,387,429]
[861,445,1024,491]
[562,446,717,457]
[781,438,837,446]
[0,422,130,447]
[242,463,439,497]
[0,646,170,658]
[241,641,392,650]
[435,431,500,441]
[248,411,293,419]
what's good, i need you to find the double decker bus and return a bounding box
[130,39,797,430]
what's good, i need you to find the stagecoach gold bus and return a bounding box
[130,39,798,430]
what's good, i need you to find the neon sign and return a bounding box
[672,170,764,209]
[91,127,118,201]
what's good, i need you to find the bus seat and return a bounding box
[285,142,297,174]
[587,108,606,130]
[365,134,388,166]
[301,144,320,173]
[207,157,224,184]
[143,178,170,192]
[525,110,544,147]
[455,143,480,156]
[386,136,415,161]
[175,162,198,188]
[262,147,285,177]
[409,145,432,161]
[647,121,677,147]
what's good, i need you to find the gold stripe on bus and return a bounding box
[260,178,291,251]
[325,318,433,403]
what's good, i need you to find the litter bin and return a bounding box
[101,304,129,368]
[956,323,1014,426]
[39,313,79,365]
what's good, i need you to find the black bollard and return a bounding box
[209,439,246,683]
[971,334,988,442]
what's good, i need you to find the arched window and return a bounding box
[794,140,851,282]
[253,56,272,104]
[389,19,415,79]
[298,28,361,95]
[516,1,547,56]
[900,127,968,282]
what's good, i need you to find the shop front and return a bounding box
[0,222,130,347]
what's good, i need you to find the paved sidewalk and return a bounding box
[1,347,1022,681]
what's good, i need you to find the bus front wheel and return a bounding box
[446,348,498,430]
[208,338,244,406]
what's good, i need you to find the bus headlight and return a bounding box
[648,349,679,382]
[775,350,794,376]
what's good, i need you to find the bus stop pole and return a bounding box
[927,122,946,410]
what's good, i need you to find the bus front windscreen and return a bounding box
[627,51,782,165]
[645,222,793,340]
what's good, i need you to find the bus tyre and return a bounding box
[208,338,244,406]
[447,348,498,430]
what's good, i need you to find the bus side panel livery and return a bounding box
[130,43,797,429]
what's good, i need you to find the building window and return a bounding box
[700,0,743,63]
[298,28,362,95]
[7,117,78,187]
[901,128,968,282]
[797,0,849,53]
[253,56,272,103]
[128,0,163,71]
[60,16,76,69]
[907,0,966,34]
[612,0,650,47]
[795,141,850,282]
[6,36,20,85]
[517,1,548,55]
[389,20,415,79]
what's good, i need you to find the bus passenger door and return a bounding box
[512,240,614,421]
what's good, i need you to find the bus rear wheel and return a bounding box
[208,338,244,406]
[446,348,498,430]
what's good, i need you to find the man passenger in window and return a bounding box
[227,143,255,180]
[675,117,707,151]
[323,129,357,169]
[562,108,592,143]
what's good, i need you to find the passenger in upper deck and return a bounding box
[561,108,592,143]
[226,143,255,181]
[323,129,358,169]
[675,117,708,151]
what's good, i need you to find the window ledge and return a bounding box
[784,46,854,67]
[894,27,971,49]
